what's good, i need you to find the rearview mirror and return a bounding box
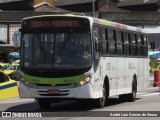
[93,37,102,52]
[93,37,99,52]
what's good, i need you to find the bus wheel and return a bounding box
[95,83,107,108]
[127,80,137,102]
[119,94,127,102]
[37,98,50,109]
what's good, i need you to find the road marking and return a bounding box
[137,92,147,95]
[140,93,160,96]
[0,97,35,104]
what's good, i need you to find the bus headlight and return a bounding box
[19,76,34,88]
[80,76,91,86]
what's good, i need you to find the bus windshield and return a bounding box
[21,32,92,71]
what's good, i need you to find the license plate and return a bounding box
[47,89,60,94]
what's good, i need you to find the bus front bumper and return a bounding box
[18,82,94,99]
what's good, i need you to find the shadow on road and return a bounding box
[5,97,141,112]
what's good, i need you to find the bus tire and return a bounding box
[119,94,127,102]
[76,99,92,108]
[127,79,137,102]
[95,83,107,108]
[37,98,50,109]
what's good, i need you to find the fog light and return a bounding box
[19,76,34,88]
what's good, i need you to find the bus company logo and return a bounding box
[33,79,40,83]
[2,112,11,117]
[64,79,74,83]
[106,63,111,70]
[51,84,56,86]
[129,63,135,70]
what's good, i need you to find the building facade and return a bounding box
[0,0,160,55]
[117,0,160,12]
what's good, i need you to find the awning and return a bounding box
[9,52,20,59]
[149,51,160,57]
[0,44,15,51]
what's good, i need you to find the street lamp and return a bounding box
[92,0,95,17]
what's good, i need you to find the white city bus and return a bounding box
[18,14,149,109]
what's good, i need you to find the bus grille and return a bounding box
[37,90,70,96]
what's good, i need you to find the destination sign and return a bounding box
[30,20,80,28]
[22,17,90,32]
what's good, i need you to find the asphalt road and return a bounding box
[0,85,160,120]
[0,73,158,120]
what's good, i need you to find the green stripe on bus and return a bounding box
[24,74,85,85]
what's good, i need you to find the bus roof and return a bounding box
[22,14,146,33]
[93,18,146,33]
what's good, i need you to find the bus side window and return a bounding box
[124,32,129,56]
[101,27,108,55]
[144,35,148,57]
[93,26,99,38]
[105,28,109,54]
[109,29,116,55]
[150,42,155,51]
[131,33,136,56]
[137,34,142,56]
[121,31,125,55]
[128,33,132,56]
[117,31,124,56]
[134,34,138,56]
[93,25,100,52]
[141,35,144,56]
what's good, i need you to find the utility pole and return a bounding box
[92,0,95,17]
